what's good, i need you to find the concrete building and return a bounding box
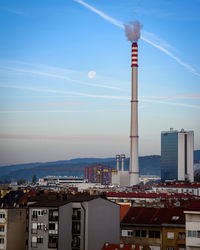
[161,129,194,182]
[121,207,186,250]
[28,195,120,250]
[0,208,27,250]
[153,182,200,196]
[184,201,200,249]
[38,176,88,186]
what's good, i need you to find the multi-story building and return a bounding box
[85,164,112,185]
[28,195,120,250]
[161,128,194,182]
[184,201,200,249]
[0,208,27,250]
[121,206,186,250]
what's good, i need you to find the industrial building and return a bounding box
[161,128,194,182]
[85,164,112,185]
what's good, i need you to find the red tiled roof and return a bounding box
[157,183,200,188]
[121,207,185,225]
[120,205,130,222]
[185,200,200,211]
[105,192,196,199]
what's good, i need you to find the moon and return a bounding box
[88,70,96,79]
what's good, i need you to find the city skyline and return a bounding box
[0,0,200,166]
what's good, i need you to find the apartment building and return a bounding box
[184,201,200,249]
[28,195,120,250]
[121,207,185,250]
[0,208,27,250]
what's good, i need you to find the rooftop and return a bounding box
[121,207,185,226]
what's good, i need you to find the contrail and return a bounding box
[74,0,199,77]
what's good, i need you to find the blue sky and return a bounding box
[0,0,200,166]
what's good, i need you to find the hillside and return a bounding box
[0,150,199,182]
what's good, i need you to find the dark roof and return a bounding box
[29,194,101,208]
[106,192,197,199]
[121,207,185,226]
[0,191,25,208]
[184,200,200,211]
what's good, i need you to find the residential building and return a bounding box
[121,206,186,250]
[0,208,27,250]
[161,129,194,182]
[28,195,120,250]
[184,200,200,249]
[153,182,200,196]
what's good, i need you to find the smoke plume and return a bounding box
[124,21,142,42]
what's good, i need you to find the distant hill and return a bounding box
[0,150,199,183]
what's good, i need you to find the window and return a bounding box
[0,226,4,232]
[167,247,174,250]
[32,209,44,219]
[72,208,81,221]
[171,216,179,221]
[0,238,4,244]
[149,230,160,238]
[167,232,174,239]
[32,223,37,234]
[72,221,81,235]
[178,232,185,240]
[49,210,58,221]
[187,230,198,238]
[49,223,56,230]
[72,235,80,249]
[121,230,133,237]
[37,223,44,230]
[0,213,5,219]
[48,236,58,248]
[31,236,37,248]
[37,236,43,243]
[135,230,146,237]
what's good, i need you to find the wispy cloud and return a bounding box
[0,84,128,100]
[1,66,120,90]
[74,0,200,77]
[74,0,124,28]
[0,133,125,141]
[38,102,87,107]
[0,7,28,17]
[141,99,200,109]
[142,94,200,100]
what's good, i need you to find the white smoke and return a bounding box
[124,21,142,42]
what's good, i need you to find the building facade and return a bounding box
[184,201,200,250]
[161,129,194,182]
[0,208,27,250]
[120,207,186,250]
[28,196,120,250]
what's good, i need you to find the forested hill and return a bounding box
[0,150,199,182]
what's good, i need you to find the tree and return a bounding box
[17,178,26,185]
[32,174,37,184]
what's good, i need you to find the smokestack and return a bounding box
[116,154,120,171]
[129,42,139,186]
[121,154,125,171]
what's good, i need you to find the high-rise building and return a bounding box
[161,128,194,182]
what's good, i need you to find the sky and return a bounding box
[0,0,200,166]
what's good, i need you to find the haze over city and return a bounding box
[0,0,200,166]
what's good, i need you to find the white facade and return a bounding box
[178,130,194,182]
[184,210,200,249]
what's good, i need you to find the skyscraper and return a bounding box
[161,128,194,182]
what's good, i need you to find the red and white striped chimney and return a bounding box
[129,42,139,186]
